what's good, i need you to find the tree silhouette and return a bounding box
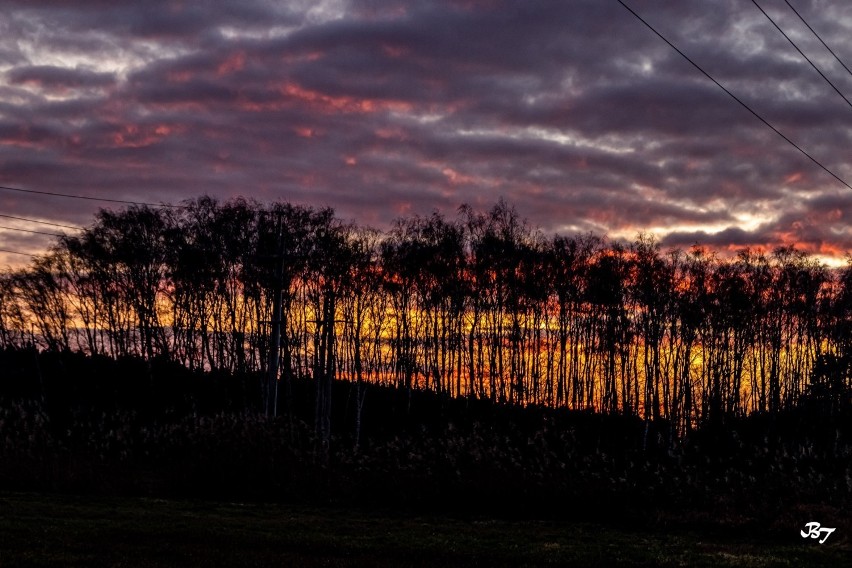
[1,196,847,430]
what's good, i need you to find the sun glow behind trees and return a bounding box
[0,196,849,436]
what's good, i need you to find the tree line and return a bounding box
[1,196,849,437]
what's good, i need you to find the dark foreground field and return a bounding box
[1,491,849,568]
[2,349,851,566]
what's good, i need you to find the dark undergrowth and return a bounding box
[0,346,850,542]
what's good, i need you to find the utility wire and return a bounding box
[0,248,35,258]
[751,0,852,112]
[0,214,82,231]
[0,185,188,209]
[783,0,852,80]
[615,0,852,192]
[0,225,65,238]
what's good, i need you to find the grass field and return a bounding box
[0,491,848,567]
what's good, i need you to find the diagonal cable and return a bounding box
[783,0,852,80]
[615,0,852,191]
[0,225,65,237]
[0,214,83,230]
[0,248,35,258]
[751,0,852,112]
[0,185,188,209]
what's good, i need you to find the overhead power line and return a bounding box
[615,0,852,192]
[783,0,852,81]
[0,185,188,209]
[0,225,65,238]
[0,214,83,231]
[751,0,852,112]
[0,248,35,258]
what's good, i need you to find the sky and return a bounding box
[1,0,852,267]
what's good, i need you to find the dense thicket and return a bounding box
[1,196,850,438]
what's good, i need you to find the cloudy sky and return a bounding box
[2,0,852,266]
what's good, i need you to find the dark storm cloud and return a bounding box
[1,0,851,265]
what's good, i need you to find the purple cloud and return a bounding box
[1,0,851,266]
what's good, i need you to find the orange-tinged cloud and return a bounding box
[784,172,803,184]
[815,241,848,258]
[441,167,477,186]
[111,123,182,148]
[279,82,412,114]
[217,52,246,76]
[393,201,413,215]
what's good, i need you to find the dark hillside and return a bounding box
[0,346,850,541]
